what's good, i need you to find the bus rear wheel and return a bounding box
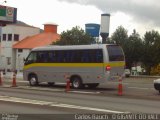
[29,75,38,86]
[71,77,83,89]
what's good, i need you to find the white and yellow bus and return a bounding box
[23,44,125,89]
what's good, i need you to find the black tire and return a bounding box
[71,77,83,89]
[87,83,99,89]
[29,75,38,86]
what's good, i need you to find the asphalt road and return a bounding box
[0,76,160,120]
[0,82,160,113]
[2,75,159,100]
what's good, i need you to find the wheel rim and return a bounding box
[73,79,80,88]
[30,77,36,85]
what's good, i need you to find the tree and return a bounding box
[111,26,128,46]
[127,29,143,68]
[142,30,160,74]
[111,27,144,69]
[53,26,95,45]
[108,25,160,75]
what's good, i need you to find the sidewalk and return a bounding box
[2,72,160,82]
[130,75,160,78]
[3,72,23,80]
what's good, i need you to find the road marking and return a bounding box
[1,85,65,92]
[19,86,101,94]
[128,87,154,90]
[69,91,101,94]
[0,95,128,113]
[50,103,125,113]
[1,85,101,94]
[19,86,64,92]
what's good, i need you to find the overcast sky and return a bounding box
[3,0,160,36]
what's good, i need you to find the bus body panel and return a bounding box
[24,63,104,84]
[105,45,125,80]
[23,44,125,86]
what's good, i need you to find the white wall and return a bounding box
[0,24,40,72]
[15,49,31,72]
[6,25,40,40]
[1,25,40,48]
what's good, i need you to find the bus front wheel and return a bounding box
[71,77,83,89]
[29,75,38,86]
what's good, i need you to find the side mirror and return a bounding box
[23,58,26,62]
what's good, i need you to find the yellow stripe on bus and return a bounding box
[23,62,125,70]
[105,62,125,67]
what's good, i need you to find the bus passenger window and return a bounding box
[36,52,49,63]
[70,51,75,63]
[96,50,103,63]
[63,51,69,62]
[48,51,56,62]
[81,50,89,63]
[37,52,43,62]
[89,50,96,63]
[57,51,64,62]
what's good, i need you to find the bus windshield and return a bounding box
[25,52,37,65]
[107,45,124,61]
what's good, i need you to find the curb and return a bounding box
[130,75,160,78]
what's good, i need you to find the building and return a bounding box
[13,23,60,72]
[0,22,59,72]
[0,22,41,72]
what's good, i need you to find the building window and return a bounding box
[14,34,19,41]
[7,57,11,65]
[8,34,12,41]
[3,34,6,41]
[18,49,23,53]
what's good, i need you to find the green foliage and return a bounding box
[111,26,128,46]
[52,25,160,75]
[53,26,95,45]
[142,30,160,74]
[111,26,160,74]
[127,29,143,68]
[110,26,136,68]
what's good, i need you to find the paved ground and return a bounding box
[2,72,160,81]
[1,72,160,101]
[2,72,23,80]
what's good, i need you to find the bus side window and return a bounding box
[96,50,103,63]
[36,52,48,63]
[37,52,43,63]
[81,50,89,63]
[48,51,56,63]
[90,50,96,63]
[57,51,64,62]
[63,51,67,62]
[74,50,81,63]
[43,52,49,63]
[70,50,75,63]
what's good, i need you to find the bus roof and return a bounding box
[31,44,118,51]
